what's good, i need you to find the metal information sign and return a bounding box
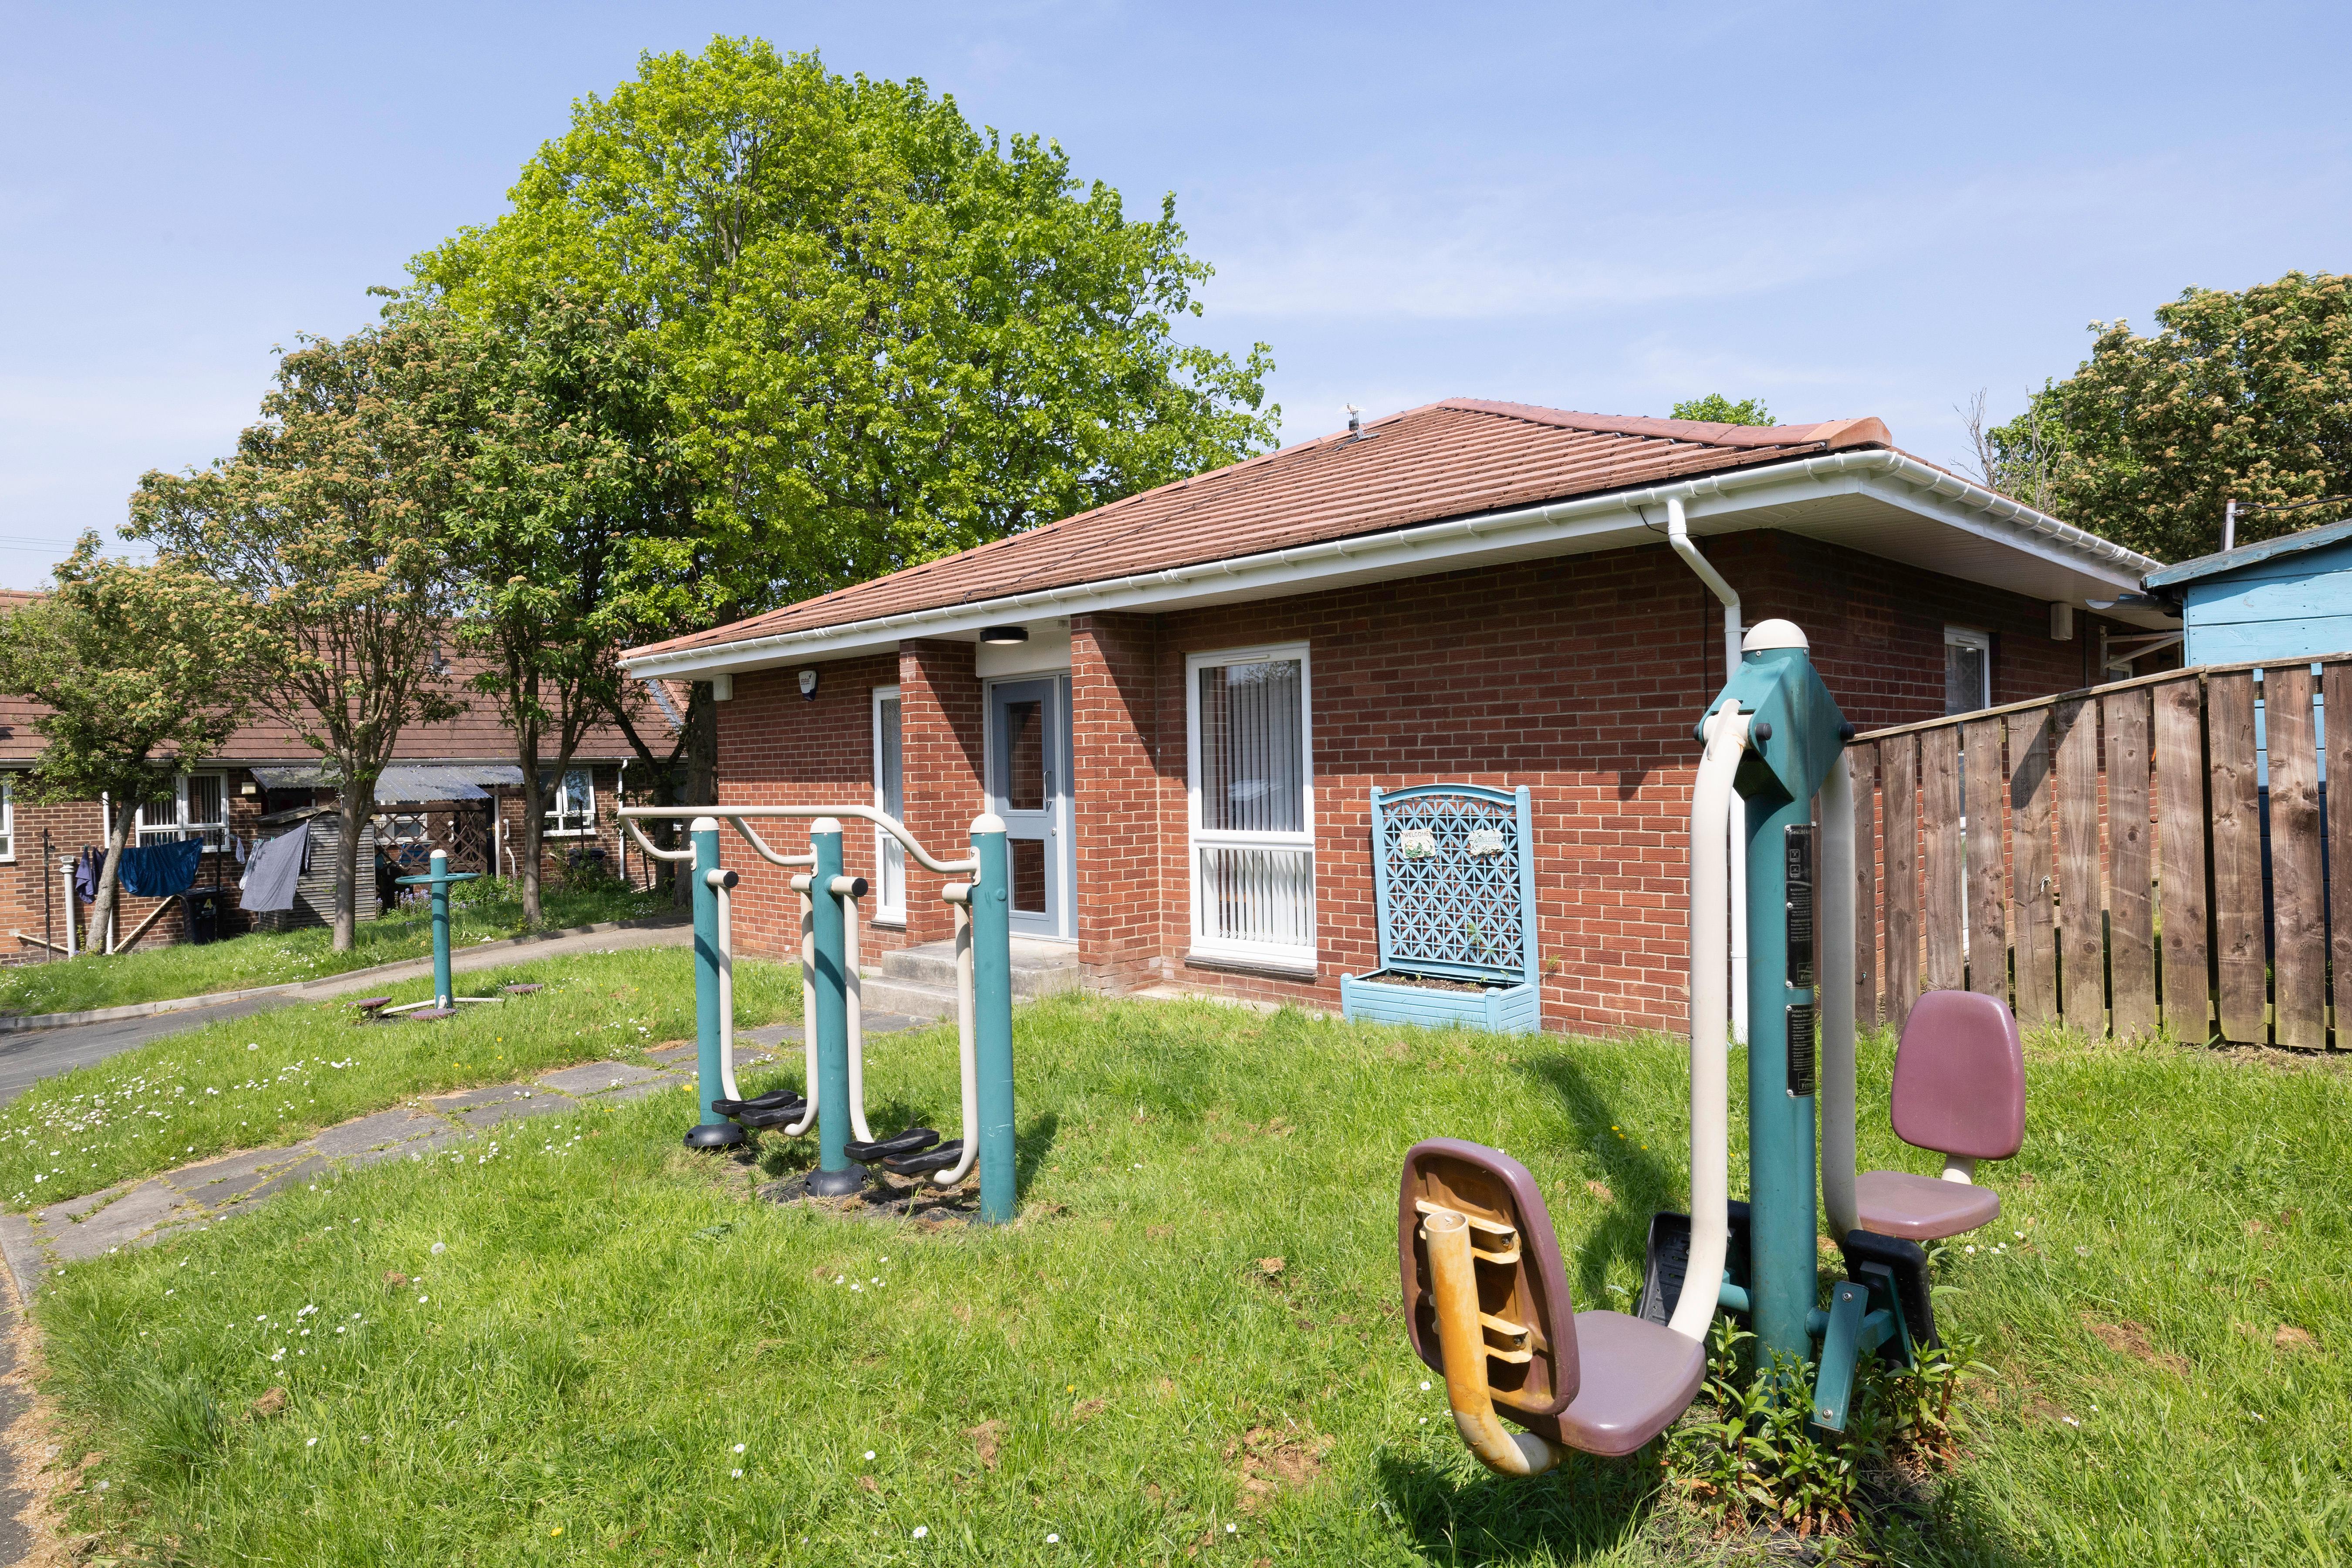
[1785,1004,1817,1097]
[1784,824,1815,987]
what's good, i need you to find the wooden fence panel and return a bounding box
[2009,710,2058,1027]
[1883,734,1920,1027]
[1963,718,2007,999]
[1852,745,1878,1030]
[1920,725,1965,991]
[2264,666,2325,1048]
[2207,672,2266,1043]
[2102,687,2157,1038]
[2328,661,2352,1048]
[2054,700,2104,1029]
[2154,676,2210,1041]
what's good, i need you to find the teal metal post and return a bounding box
[683,817,743,1150]
[805,819,864,1195]
[1744,770,1815,1372]
[427,849,455,1006]
[969,813,1017,1223]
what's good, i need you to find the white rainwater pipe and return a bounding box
[1672,702,1747,1344]
[1666,497,1747,1047]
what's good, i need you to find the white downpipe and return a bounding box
[837,875,874,1143]
[60,859,78,960]
[784,876,818,1137]
[1818,751,1859,1239]
[708,868,743,1104]
[928,885,982,1187]
[1666,497,1747,1047]
[1672,703,1747,1344]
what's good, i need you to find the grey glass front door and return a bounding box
[987,677,1067,937]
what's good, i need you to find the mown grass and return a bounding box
[0,875,669,1017]
[26,984,2352,1566]
[0,946,794,1210]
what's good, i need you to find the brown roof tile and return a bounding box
[626,400,1892,661]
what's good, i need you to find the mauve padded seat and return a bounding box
[1854,1169,2000,1242]
[1533,1312,1707,1457]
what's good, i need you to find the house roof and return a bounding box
[620,399,2171,676]
[2142,514,2352,592]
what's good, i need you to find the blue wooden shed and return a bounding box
[2143,515,2352,665]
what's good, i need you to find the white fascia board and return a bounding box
[622,449,2166,678]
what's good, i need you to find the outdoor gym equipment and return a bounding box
[1400,619,2028,1478]
[619,805,1020,1224]
[378,850,492,1019]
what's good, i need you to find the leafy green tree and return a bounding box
[418,294,686,926]
[1672,394,1775,426]
[128,321,465,952]
[0,537,270,953]
[410,37,1278,704]
[1990,271,2352,561]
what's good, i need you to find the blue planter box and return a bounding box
[1341,971,1541,1035]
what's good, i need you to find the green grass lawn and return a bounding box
[0,875,670,1018]
[23,980,2352,1565]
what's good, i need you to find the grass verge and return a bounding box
[0,875,671,1017]
[0,946,794,1210]
[24,991,2352,1565]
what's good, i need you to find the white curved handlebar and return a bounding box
[730,817,815,869]
[1673,703,1748,1344]
[618,804,977,875]
[621,815,696,864]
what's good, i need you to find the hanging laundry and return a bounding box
[74,847,98,904]
[240,823,310,913]
[117,838,205,898]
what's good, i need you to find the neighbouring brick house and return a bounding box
[0,637,677,958]
[620,402,2176,1035]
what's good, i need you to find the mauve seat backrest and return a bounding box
[1890,990,2026,1161]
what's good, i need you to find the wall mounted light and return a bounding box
[979,625,1029,646]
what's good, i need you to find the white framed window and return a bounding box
[1186,642,1315,970]
[872,686,906,923]
[1944,627,1991,716]
[0,777,14,863]
[135,774,228,851]
[545,768,596,837]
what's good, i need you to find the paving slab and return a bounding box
[311,1108,446,1161]
[537,1061,665,1096]
[457,1096,575,1130]
[48,1180,198,1261]
[593,1080,687,1108]
[45,1183,131,1223]
[427,1084,543,1112]
[220,1152,331,1209]
[173,1147,308,1209]
[0,1214,46,1300]
[644,1042,696,1065]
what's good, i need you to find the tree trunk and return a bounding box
[87,807,136,958]
[515,716,544,929]
[675,681,720,910]
[332,777,370,953]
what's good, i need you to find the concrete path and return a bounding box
[0,920,691,1106]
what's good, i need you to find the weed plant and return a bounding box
[23,987,2352,1565]
[0,875,668,1017]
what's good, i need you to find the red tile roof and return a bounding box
[626,400,1893,661]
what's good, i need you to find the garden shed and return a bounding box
[2142,515,2352,666]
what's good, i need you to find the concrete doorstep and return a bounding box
[0,915,689,1037]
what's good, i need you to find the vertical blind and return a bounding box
[876,696,905,914]
[1193,656,1312,956]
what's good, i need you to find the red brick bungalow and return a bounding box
[620,402,2171,1035]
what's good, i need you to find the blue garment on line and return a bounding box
[116,838,205,898]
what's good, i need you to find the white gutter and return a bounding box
[1666,497,1747,1048]
[622,448,2161,679]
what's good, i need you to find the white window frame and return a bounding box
[1943,626,1992,715]
[872,685,906,924]
[1185,641,1316,972]
[544,767,598,838]
[134,774,229,852]
[0,776,14,864]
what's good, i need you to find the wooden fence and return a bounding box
[1846,653,2352,1048]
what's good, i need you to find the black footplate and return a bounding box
[1836,1229,1938,1358]
[732,1101,808,1130]
[715,1088,805,1116]
[845,1128,941,1164]
[882,1140,963,1176]
[1636,1200,1753,1327]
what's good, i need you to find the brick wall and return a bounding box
[1072,613,1162,991]
[894,641,986,946]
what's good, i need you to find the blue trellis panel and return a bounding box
[1343,784,1541,1034]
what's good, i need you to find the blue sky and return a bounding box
[3,0,2348,586]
